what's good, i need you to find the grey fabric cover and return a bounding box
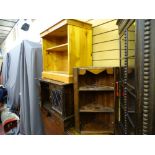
[2,40,43,135]
[2,44,21,109]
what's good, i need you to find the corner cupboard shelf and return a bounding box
[41,19,92,83]
[74,67,118,134]
[46,43,68,52]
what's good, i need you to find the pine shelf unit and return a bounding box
[41,19,92,83]
[74,67,117,134]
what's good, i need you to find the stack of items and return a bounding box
[40,19,117,135]
[40,19,92,135]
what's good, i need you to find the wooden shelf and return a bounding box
[65,127,80,135]
[46,43,68,52]
[81,122,113,135]
[74,67,116,134]
[52,107,62,115]
[81,130,113,135]
[42,71,73,83]
[80,104,114,113]
[79,86,114,91]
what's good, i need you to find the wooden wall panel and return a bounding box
[93,60,119,67]
[93,50,119,60]
[78,19,120,67]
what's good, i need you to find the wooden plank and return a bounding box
[81,130,113,134]
[68,25,92,75]
[46,43,68,52]
[47,50,68,72]
[78,19,90,22]
[88,19,116,27]
[41,20,67,37]
[41,19,92,38]
[79,86,114,91]
[80,105,114,113]
[93,40,119,52]
[39,78,69,86]
[78,19,116,27]
[93,20,118,35]
[93,50,119,60]
[42,71,73,83]
[93,59,120,67]
[73,68,80,132]
[93,30,119,44]
[80,121,114,134]
[67,19,92,29]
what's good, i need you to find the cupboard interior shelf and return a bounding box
[80,104,114,113]
[52,107,63,115]
[43,71,69,75]
[80,121,113,134]
[46,43,68,52]
[79,86,114,91]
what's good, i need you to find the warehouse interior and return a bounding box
[0,19,154,136]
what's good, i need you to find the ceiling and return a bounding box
[0,19,19,45]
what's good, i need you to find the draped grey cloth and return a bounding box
[2,40,43,135]
[2,44,21,109]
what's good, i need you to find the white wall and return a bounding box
[0,19,62,53]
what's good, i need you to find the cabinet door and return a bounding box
[118,31,127,134]
[127,22,136,88]
[118,20,136,135]
[126,21,136,134]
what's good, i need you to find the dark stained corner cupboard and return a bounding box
[116,19,155,135]
[73,67,118,134]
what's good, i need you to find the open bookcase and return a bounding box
[74,67,117,134]
[41,19,92,83]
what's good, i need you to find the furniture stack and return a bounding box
[40,19,92,134]
[40,19,117,135]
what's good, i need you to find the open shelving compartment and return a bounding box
[41,24,69,81]
[41,19,92,83]
[74,67,117,134]
[80,113,114,134]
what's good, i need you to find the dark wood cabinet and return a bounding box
[74,67,118,134]
[40,79,74,135]
[117,19,155,135]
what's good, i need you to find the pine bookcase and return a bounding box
[40,19,92,83]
